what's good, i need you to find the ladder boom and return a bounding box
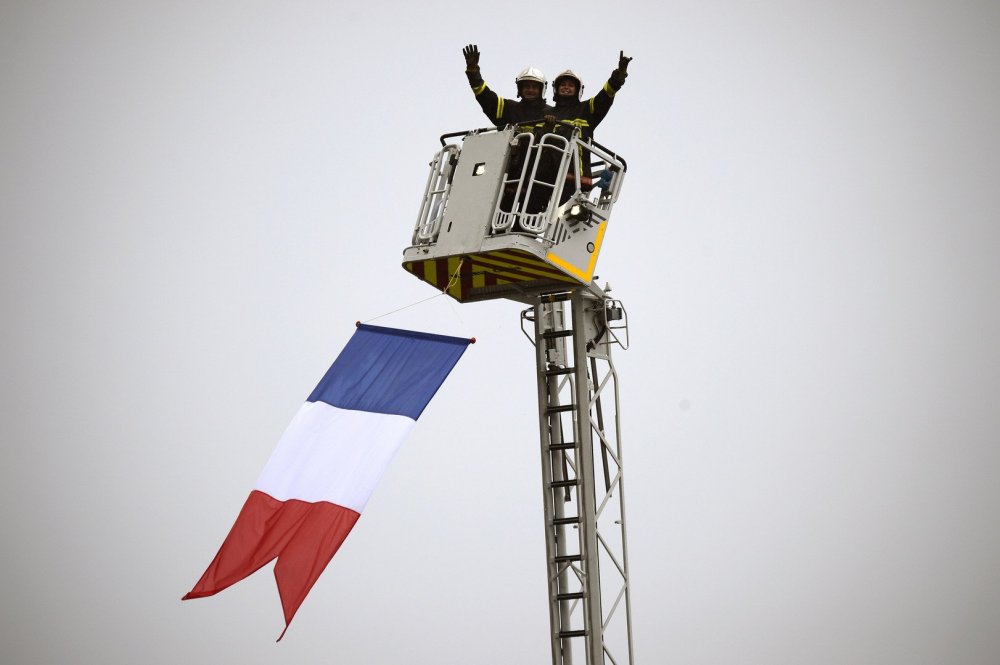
[531,289,634,665]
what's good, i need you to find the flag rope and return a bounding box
[363,259,465,324]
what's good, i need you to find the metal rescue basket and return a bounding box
[403,123,627,304]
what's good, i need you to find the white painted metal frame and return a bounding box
[531,289,634,665]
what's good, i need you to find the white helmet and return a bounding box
[515,66,547,98]
[553,69,584,101]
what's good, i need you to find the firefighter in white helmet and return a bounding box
[551,52,632,144]
[462,44,553,131]
[550,51,633,186]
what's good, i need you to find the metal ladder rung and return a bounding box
[549,478,579,488]
[552,516,581,526]
[558,629,587,639]
[541,329,574,339]
[554,554,582,563]
[545,366,576,377]
[556,591,586,601]
[546,404,576,414]
[548,442,577,452]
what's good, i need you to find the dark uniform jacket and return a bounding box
[464,69,561,213]
[465,70,553,130]
[551,76,625,181]
[551,76,624,143]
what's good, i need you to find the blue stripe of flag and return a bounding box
[307,324,471,419]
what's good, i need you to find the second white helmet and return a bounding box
[553,69,584,101]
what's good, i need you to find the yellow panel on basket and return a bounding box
[423,259,438,288]
[545,221,607,283]
[447,257,463,300]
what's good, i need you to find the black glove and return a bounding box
[618,50,633,72]
[611,50,632,85]
[463,44,480,70]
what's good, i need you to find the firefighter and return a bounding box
[462,44,559,216]
[462,44,553,130]
[551,51,632,143]
[550,52,633,190]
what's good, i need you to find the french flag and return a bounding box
[183,324,472,639]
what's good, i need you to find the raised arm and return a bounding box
[462,43,505,127]
[588,50,633,126]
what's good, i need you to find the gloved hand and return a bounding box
[596,170,614,190]
[618,50,633,72]
[463,44,480,70]
[611,50,632,85]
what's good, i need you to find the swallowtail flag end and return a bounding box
[183,324,472,639]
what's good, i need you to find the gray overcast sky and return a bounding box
[3,1,999,663]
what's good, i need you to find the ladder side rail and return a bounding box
[424,149,456,242]
[491,131,537,233]
[570,291,606,665]
[590,349,635,665]
[421,145,459,242]
[535,317,566,665]
[414,144,459,243]
[605,351,635,665]
[541,138,588,244]
[515,139,550,234]
[413,147,447,243]
[578,141,626,214]
[521,133,572,235]
[535,301,577,665]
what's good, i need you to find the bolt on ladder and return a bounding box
[529,288,635,665]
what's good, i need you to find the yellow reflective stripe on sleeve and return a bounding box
[473,82,487,96]
[589,98,595,113]
[497,97,505,119]
[603,82,617,97]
